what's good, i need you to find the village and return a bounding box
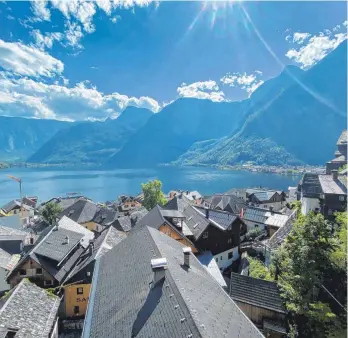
[0,131,346,338]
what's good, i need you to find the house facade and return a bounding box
[326,130,347,174]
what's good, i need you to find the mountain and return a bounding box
[174,41,347,166]
[0,116,70,161]
[28,107,153,164]
[108,98,248,168]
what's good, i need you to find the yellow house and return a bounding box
[63,283,91,317]
[61,226,127,319]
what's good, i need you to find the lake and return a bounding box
[0,167,301,206]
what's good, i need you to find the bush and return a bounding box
[245,227,263,241]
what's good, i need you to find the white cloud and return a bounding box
[220,71,264,95]
[31,0,51,21]
[31,30,63,50]
[0,76,160,121]
[343,21,348,28]
[177,80,225,102]
[292,32,311,44]
[64,21,84,48]
[286,32,347,68]
[26,0,157,49]
[110,15,121,24]
[0,39,64,77]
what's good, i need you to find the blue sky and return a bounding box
[0,0,347,121]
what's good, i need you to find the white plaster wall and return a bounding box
[301,197,320,215]
[214,246,239,270]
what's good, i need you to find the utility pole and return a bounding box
[7,175,23,218]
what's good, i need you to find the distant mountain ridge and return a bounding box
[28,107,153,164]
[0,116,70,161]
[175,40,347,166]
[1,41,346,167]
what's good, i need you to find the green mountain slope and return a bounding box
[28,107,153,164]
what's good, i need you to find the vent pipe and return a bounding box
[183,247,192,268]
[205,207,210,219]
[151,258,167,286]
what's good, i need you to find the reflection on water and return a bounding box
[0,166,301,206]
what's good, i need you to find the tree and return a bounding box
[41,202,63,225]
[274,212,344,337]
[141,179,167,210]
[248,257,273,281]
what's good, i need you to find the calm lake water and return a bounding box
[0,167,301,206]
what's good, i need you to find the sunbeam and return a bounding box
[240,3,345,116]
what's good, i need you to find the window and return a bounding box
[228,252,233,260]
[202,231,208,239]
[19,269,26,276]
[77,287,83,295]
[44,280,53,286]
[328,209,333,215]
[30,237,34,244]
[220,256,222,261]
[215,258,218,263]
[339,196,345,201]
[74,306,80,315]
[228,238,232,244]
[36,268,42,275]
[254,224,259,228]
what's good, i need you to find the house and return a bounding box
[118,196,142,213]
[62,226,126,319]
[0,248,20,296]
[82,226,263,338]
[326,130,347,174]
[246,189,286,211]
[0,199,35,218]
[298,171,347,219]
[241,206,290,235]
[183,206,246,269]
[0,226,34,254]
[59,199,118,232]
[204,193,247,213]
[230,273,287,337]
[134,205,198,253]
[40,196,90,212]
[113,215,132,232]
[0,278,60,338]
[7,218,94,289]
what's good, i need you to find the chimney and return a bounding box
[205,207,210,219]
[332,170,338,180]
[183,247,192,268]
[151,258,167,286]
[64,235,69,245]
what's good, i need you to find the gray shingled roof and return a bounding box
[114,216,132,232]
[83,226,263,338]
[60,199,98,224]
[195,207,239,230]
[67,226,126,282]
[230,273,286,314]
[319,174,347,195]
[164,196,190,212]
[0,226,28,242]
[210,194,247,213]
[0,249,12,270]
[337,130,347,145]
[35,227,84,262]
[0,200,20,214]
[182,205,210,240]
[135,205,166,229]
[0,279,60,338]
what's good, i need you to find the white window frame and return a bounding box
[202,231,209,239]
[44,280,53,286]
[339,196,345,201]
